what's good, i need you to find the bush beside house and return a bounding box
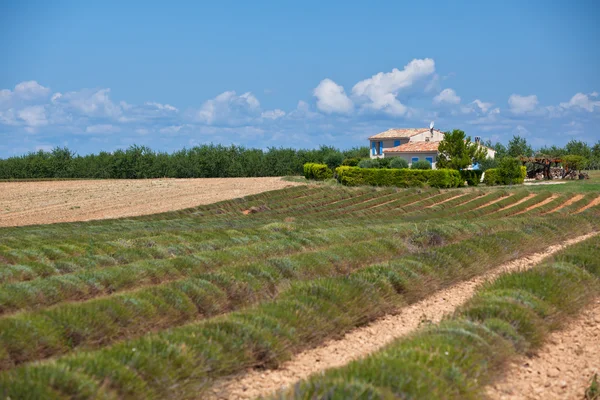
[483,165,527,185]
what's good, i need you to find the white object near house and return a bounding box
[368,127,495,169]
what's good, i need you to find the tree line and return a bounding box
[0,144,369,180]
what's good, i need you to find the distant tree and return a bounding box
[564,140,592,159]
[537,145,565,158]
[507,135,533,158]
[492,142,508,159]
[323,152,344,169]
[437,129,487,170]
[562,155,588,171]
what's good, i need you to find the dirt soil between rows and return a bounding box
[206,232,597,400]
[487,299,600,400]
[0,178,303,227]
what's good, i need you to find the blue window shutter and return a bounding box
[371,142,375,155]
[426,157,433,164]
[394,140,400,147]
[412,157,419,163]
[379,141,383,154]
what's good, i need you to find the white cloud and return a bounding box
[313,79,353,114]
[471,99,493,113]
[433,88,461,105]
[13,81,50,100]
[145,102,178,112]
[159,125,183,134]
[135,128,149,135]
[85,124,120,134]
[508,94,539,114]
[18,106,48,127]
[559,92,600,112]
[195,91,260,125]
[57,88,122,118]
[261,109,286,120]
[352,58,435,116]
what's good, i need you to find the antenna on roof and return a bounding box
[429,121,434,136]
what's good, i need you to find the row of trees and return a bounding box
[0,145,369,180]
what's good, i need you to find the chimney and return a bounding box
[475,136,481,144]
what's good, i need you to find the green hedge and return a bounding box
[484,166,526,186]
[335,166,462,188]
[303,163,334,180]
[459,170,484,186]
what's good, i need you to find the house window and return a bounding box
[394,140,400,147]
[411,157,419,163]
[425,157,433,165]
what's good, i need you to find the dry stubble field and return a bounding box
[0,177,302,227]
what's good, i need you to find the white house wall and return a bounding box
[369,138,410,158]
[384,151,438,169]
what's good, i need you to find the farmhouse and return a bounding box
[369,127,495,169]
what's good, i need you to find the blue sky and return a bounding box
[1,0,599,157]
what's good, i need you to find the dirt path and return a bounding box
[576,196,600,214]
[513,195,558,216]
[0,178,303,227]
[486,299,600,400]
[545,194,583,214]
[206,232,598,400]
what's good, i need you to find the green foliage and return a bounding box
[478,157,498,172]
[303,163,333,180]
[341,157,361,167]
[0,145,370,179]
[388,158,409,169]
[484,164,526,186]
[358,159,377,168]
[323,152,344,169]
[410,160,432,170]
[498,157,525,185]
[562,155,588,171]
[507,135,533,158]
[459,170,483,186]
[437,129,487,170]
[335,166,462,188]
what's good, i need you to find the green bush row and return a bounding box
[273,234,600,399]
[0,217,595,399]
[335,166,462,188]
[303,163,333,180]
[484,165,527,185]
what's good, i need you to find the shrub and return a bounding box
[323,152,344,170]
[335,166,461,188]
[389,158,409,169]
[303,163,333,180]
[459,170,483,186]
[411,160,432,170]
[483,165,526,186]
[498,157,524,185]
[358,159,377,169]
[341,158,361,167]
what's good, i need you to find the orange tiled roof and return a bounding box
[384,141,441,153]
[369,128,443,139]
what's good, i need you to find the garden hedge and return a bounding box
[484,166,527,186]
[303,163,333,180]
[459,170,484,186]
[335,166,462,188]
